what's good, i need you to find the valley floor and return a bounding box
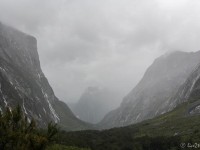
[54,100,200,150]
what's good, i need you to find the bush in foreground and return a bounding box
[0,105,58,150]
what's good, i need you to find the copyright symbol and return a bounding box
[180,143,186,148]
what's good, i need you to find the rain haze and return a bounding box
[0,0,200,103]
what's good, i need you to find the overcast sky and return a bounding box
[0,0,200,103]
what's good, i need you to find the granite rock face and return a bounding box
[0,22,90,130]
[167,63,200,113]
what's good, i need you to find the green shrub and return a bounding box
[46,144,90,150]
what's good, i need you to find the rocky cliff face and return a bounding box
[72,87,120,124]
[167,63,200,112]
[99,51,200,129]
[0,22,90,130]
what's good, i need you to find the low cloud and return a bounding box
[0,0,200,102]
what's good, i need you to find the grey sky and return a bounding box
[0,0,200,102]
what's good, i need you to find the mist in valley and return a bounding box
[1,0,200,125]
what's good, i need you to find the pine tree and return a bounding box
[0,105,58,150]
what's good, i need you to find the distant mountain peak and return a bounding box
[72,86,121,124]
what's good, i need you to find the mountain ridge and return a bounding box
[99,50,200,129]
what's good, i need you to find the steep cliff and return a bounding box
[166,63,200,114]
[0,22,90,130]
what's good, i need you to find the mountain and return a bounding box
[72,86,121,124]
[0,22,90,131]
[58,63,200,149]
[99,50,200,129]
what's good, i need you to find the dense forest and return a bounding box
[54,101,200,150]
[1,102,200,150]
